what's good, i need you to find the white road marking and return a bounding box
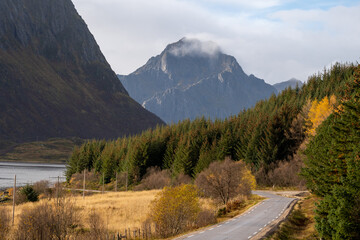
[187,235,194,238]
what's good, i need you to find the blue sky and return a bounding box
[72,0,360,84]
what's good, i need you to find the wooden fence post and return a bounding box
[83,169,86,199]
[125,171,128,192]
[102,172,105,194]
[115,172,118,192]
[12,174,16,225]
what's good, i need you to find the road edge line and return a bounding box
[251,198,298,240]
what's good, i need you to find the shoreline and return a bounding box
[0,161,66,167]
[0,159,66,165]
[0,162,67,190]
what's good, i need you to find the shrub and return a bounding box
[173,173,192,186]
[149,184,200,238]
[0,207,10,240]
[15,198,78,240]
[217,207,227,217]
[134,167,171,190]
[87,210,107,240]
[20,184,39,202]
[226,196,247,212]
[33,180,53,199]
[195,209,217,228]
[195,158,254,204]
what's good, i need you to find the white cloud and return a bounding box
[72,0,360,84]
[183,0,285,9]
[168,38,220,57]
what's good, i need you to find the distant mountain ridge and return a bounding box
[273,78,303,92]
[119,38,277,123]
[0,0,164,146]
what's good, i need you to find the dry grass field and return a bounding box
[74,190,161,231]
[1,189,253,238]
[4,190,161,233]
[2,189,216,234]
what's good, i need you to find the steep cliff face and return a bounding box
[119,38,277,123]
[0,0,164,144]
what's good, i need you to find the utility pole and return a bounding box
[56,176,59,205]
[12,174,16,225]
[83,169,86,199]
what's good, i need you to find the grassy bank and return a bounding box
[267,194,319,240]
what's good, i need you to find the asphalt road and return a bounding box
[176,191,294,240]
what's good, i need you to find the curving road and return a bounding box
[175,191,295,240]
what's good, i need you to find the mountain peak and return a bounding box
[119,38,276,123]
[164,37,221,58]
[0,0,164,143]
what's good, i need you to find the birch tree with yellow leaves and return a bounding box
[306,95,337,136]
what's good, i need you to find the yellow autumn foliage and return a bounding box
[149,184,200,238]
[243,168,256,190]
[306,95,336,136]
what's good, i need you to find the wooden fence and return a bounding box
[106,224,154,239]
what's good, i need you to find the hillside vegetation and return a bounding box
[66,63,357,188]
[0,0,164,149]
[302,65,360,239]
[0,138,83,163]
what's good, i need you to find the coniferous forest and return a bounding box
[302,65,360,239]
[66,63,356,184]
[65,63,360,239]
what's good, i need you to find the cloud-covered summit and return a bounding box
[167,38,221,58]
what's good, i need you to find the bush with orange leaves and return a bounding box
[195,157,255,205]
[149,184,200,238]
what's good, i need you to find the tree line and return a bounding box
[302,64,360,239]
[65,63,357,187]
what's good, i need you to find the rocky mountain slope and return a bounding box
[119,38,277,123]
[273,78,303,92]
[0,0,164,147]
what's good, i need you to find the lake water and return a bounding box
[0,162,66,190]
